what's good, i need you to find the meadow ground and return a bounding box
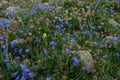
[0,0,120,80]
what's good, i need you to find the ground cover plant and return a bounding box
[0,0,120,80]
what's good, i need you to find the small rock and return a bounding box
[0,1,9,8]
[6,7,21,14]
[71,50,94,70]
[106,36,118,40]
[11,39,24,44]
[5,6,26,17]
[108,19,120,28]
[105,36,119,43]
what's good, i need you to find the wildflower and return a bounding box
[104,43,108,48]
[13,71,18,78]
[4,58,10,63]
[11,41,16,48]
[1,44,7,49]
[93,31,97,35]
[0,19,4,26]
[18,29,23,33]
[19,63,34,79]
[25,49,30,54]
[98,26,102,29]
[15,56,20,60]
[86,68,91,73]
[65,48,71,54]
[116,53,120,58]
[46,77,51,80]
[4,19,12,28]
[50,41,57,46]
[82,66,87,71]
[93,42,98,46]
[29,10,36,16]
[96,0,100,5]
[26,29,30,33]
[91,26,95,30]
[82,66,91,73]
[56,25,61,31]
[73,32,77,36]
[44,49,48,55]
[28,72,34,78]
[61,29,65,33]
[102,54,108,59]
[20,76,26,80]
[111,38,117,43]
[117,0,120,4]
[61,37,66,41]
[0,35,6,41]
[7,12,14,18]
[15,76,20,80]
[18,48,23,54]
[84,30,90,35]
[2,49,8,54]
[110,8,115,14]
[14,48,17,53]
[70,39,75,43]
[72,56,80,66]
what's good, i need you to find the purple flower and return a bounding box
[91,26,95,30]
[2,49,8,54]
[14,48,17,53]
[18,49,23,54]
[61,37,66,41]
[25,49,30,53]
[82,66,91,73]
[93,42,98,46]
[73,32,77,36]
[65,48,71,54]
[15,76,20,80]
[28,72,34,78]
[4,19,12,28]
[98,26,102,29]
[82,66,87,71]
[104,43,108,48]
[50,41,57,46]
[4,59,10,63]
[44,49,48,55]
[111,38,117,43]
[56,25,61,31]
[15,56,20,60]
[117,0,120,4]
[46,77,51,80]
[0,35,6,41]
[20,76,26,80]
[93,31,97,35]
[72,57,80,66]
[29,10,36,16]
[97,9,100,13]
[110,8,115,14]
[7,12,15,18]
[0,18,4,26]
[13,71,18,78]
[11,41,16,48]
[70,39,75,43]
[116,53,120,58]
[86,68,91,73]
[96,0,100,4]
[18,29,23,33]
[102,54,108,59]
[19,64,27,71]
[84,30,90,35]
[1,44,7,49]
